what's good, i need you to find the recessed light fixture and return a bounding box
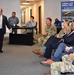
[20,6,26,8]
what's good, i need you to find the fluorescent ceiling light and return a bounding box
[22,3,30,4]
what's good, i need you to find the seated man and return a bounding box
[44,54,74,75]
[41,43,74,65]
[38,17,57,47]
[33,20,71,56]
[23,16,36,34]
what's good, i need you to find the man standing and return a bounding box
[8,12,19,34]
[54,18,62,33]
[54,18,61,27]
[0,8,12,53]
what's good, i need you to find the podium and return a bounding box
[9,26,35,45]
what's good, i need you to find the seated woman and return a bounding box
[33,20,71,56]
[44,53,74,75]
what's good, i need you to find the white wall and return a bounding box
[44,0,70,23]
[0,0,21,33]
[0,0,21,21]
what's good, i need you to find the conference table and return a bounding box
[9,26,35,45]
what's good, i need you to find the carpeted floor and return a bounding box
[0,35,73,75]
[0,36,50,75]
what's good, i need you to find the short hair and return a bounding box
[0,8,3,12]
[64,19,68,22]
[46,17,52,22]
[64,19,69,26]
[55,18,59,21]
[31,16,34,19]
[12,12,16,14]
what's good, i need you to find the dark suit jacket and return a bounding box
[2,15,10,34]
[63,32,74,46]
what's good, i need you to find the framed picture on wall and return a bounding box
[61,1,74,23]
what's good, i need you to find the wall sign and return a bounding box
[61,1,74,22]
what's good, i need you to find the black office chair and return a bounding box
[56,26,62,34]
[35,22,38,34]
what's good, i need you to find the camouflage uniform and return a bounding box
[57,26,71,38]
[51,55,74,75]
[38,24,57,46]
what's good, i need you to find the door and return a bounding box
[24,11,25,23]
[38,6,42,33]
[30,9,32,17]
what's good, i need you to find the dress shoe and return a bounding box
[39,55,44,58]
[40,61,50,67]
[32,50,39,55]
[44,72,51,75]
[0,50,3,53]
